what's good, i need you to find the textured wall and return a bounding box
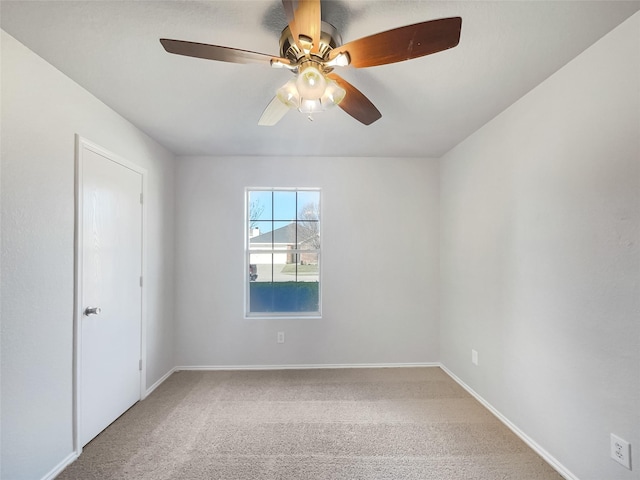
[1,31,176,479]
[440,13,639,480]
[174,156,440,367]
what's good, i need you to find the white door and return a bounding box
[79,143,143,446]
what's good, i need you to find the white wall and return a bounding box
[1,31,176,479]
[174,156,439,367]
[440,13,639,480]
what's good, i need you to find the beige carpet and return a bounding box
[58,367,562,479]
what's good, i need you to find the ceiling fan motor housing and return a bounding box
[279,21,342,71]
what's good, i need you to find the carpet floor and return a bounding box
[58,367,562,479]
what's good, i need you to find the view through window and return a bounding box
[246,189,321,316]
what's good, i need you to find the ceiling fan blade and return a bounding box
[258,96,292,126]
[160,39,291,66]
[282,0,321,53]
[282,0,296,26]
[328,17,462,68]
[327,73,381,126]
[281,1,302,51]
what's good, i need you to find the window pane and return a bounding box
[249,252,272,282]
[273,191,296,220]
[297,191,320,220]
[249,221,272,247]
[297,221,320,250]
[297,252,319,282]
[248,191,272,222]
[273,255,320,282]
[271,221,296,251]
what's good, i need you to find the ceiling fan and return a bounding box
[160,0,461,126]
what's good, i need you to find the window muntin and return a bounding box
[246,189,321,317]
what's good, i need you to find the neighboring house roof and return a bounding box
[250,222,317,246]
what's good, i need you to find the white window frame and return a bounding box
[244,187,322,319]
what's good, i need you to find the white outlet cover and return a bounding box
[472,349,478,366]
[611,433,631,470]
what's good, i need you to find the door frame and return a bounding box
[73,135,148,456]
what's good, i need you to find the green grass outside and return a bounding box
[280,264,319,275]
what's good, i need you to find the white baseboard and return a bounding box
[438,363,579,480]
[41,451,77,480]
[175,362,440,371]
[144,366,177,398]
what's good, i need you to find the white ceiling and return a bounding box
[2,1,638,158]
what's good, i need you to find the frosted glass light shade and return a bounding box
[296,65,327,100]
[276,79,300,108]
[298,98,323,114]
[321,80,346,108]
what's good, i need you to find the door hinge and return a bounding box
[140,192,143,204]
[139,359,143,371]
[139,276,143,287]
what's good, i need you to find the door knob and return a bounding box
[84,306,102,316]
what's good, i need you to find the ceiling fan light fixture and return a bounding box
[321,80,346,107]
[298,98,323,114]
[276,79,300,108]
[296,65,326,100]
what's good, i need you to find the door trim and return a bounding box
[73,135,148,456]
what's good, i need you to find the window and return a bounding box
[246,189,321,317]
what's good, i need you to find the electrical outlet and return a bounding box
[611,434,631,470]
[277,331,285,344]
[471,349,478,366]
